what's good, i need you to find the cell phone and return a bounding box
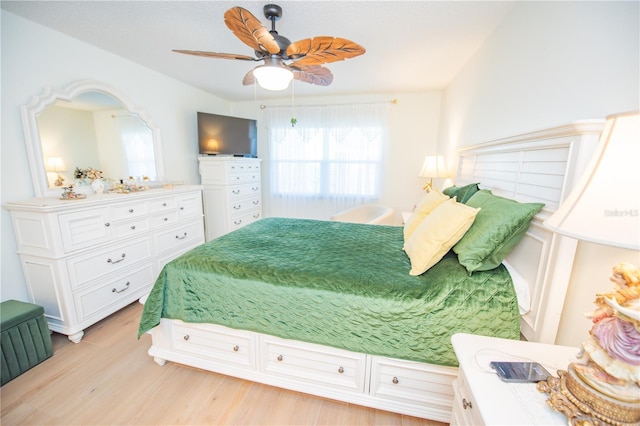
[489,361,551,383]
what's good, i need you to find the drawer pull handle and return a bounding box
[112,282,130,293]
[130,225,136,230]
[105,222,111,227]
[164,217,168,221]
[253,200,259,205]
[338,366,344,374]
[253,213,260,219]
[175,232,187,240]
[234,219,243,225]
[162,203,167,207]
[180,207,184,210]
[233,205,241,210]
[129,208,134,213]
[107,253,126,264]
[392,377,399,384]
[277,355,284,362]
[232,189,240,194]
[252,187,259,191]
[233,345,239,352]
[183,334,189,341]
[462,398,473,410]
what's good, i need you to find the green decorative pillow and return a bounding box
[442,183,480,204]
[453,190,544,273]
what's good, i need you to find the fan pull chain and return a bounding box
[290,80,297,127]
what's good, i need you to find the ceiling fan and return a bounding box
[173,4,366,91]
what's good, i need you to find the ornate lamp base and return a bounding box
[538,365,640,426]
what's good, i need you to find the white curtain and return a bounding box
[265,103,389,220]
[116,115,156,180]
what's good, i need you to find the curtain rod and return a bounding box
[259,99,398,109]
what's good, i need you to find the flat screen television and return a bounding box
[197,112,257,157]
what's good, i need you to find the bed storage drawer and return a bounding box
[260,335,367,392]
[170,322,256,369]
[369,356,457,413]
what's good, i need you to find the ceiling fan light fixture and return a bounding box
[253,62,293,91]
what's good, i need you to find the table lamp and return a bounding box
[418,155,446,192]
[539,111,640,424]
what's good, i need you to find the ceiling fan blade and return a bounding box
[173,50,257,61]
[291,65,334,86]
[286,37,365,67]
[224,7,280,55]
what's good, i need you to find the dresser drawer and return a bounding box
[227,183,261,200]
[171,322,256,369]
[450,371,484,425]
[227,172,260,185]
[110,200,148,221]
[154,220,204,255]
[229,210,262,232]
[229,195,261,217]
[67,238,153,288]
[177,192,203,219]
[369,356,456,410]
[150,211,179,228]
[59,208,111,252]
[74,263,155,322]
[148,196,178,213]
[111,217,150,239]
[260,335,366,392]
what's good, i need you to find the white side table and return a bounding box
[450,333,580,425]
[401,211,413,225]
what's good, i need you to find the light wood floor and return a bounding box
[1,302,448,425]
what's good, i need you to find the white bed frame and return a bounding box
[145,120,604,422]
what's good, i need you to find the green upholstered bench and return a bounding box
[1,300,53,385]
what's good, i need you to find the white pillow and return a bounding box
[404,199,480,276]
[403,189,450,241]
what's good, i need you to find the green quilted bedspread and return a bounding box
[139,217,520,366]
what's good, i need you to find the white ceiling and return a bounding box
[2,1,515,101]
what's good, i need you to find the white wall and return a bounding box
[438,1,640,347]
[231,91,444,224]
[0,12,232,302]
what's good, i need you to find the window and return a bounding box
[265,103,389,219]
[271,126,383,198]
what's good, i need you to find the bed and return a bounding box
[139,120,604,421]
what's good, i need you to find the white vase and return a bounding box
[91,178,105,194]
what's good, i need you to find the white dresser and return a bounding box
[6,186,205,343]
[198,157,262,241]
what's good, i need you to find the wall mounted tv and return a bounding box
[197,112,257,157]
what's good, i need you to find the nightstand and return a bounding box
[401,211,413,224]
[450,333,579,425]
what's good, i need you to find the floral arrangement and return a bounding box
[74,167,103,181]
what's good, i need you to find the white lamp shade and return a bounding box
[419,155,446,178]
[253,65,293,91]
[46,157,66,172]
[544,111,640,250]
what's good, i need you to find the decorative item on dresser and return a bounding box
[198,156,262,241]
[6,187,205,343]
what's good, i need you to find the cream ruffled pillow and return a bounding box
[404,198,480,276]
[403,189,450,241]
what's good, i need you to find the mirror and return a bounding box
[22,80,165,198]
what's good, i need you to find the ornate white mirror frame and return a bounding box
[21,80,165,198]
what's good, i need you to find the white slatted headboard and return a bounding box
[456,120,604,343]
